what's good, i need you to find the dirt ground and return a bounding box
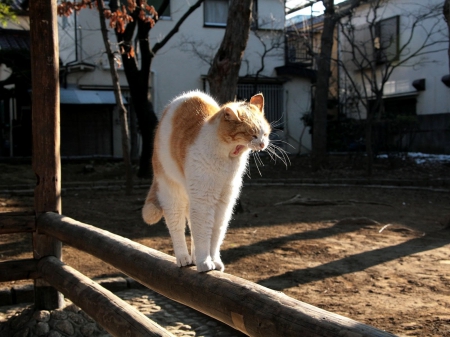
[1,155,450,336]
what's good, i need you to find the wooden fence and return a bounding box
[1,211,396,337]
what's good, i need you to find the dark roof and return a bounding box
[0,29,30,50]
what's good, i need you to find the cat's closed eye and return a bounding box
[252,135,257,139]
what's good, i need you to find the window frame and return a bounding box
[203,0,229,28]
[374,15,400,64]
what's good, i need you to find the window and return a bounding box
[204,0,228,27]
[286,31,313,65]
[237,83,284,127]
[374,16,399,63]
[152,0,170,18]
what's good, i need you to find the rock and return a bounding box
[80,323,98,336]
[67,311,86,325]
[51,309,68,320]
[33,310,51,322]
[34,321,50,336]
[48,331,63,337]
[12,327,29,337]
[53,320,74,335]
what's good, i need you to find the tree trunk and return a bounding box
[97,0,133,193]
[445,0,450,72]
[109,0,159,179]
[110,0,201,179]
[311,0,336,171]
[207,0,253,104]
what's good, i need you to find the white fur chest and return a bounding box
[185,122,249,185]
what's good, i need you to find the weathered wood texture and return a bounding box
[0,259,39,282]
[30,0,63,309]
[0,212,35,234]
[38,256,174,337]
[38,212,396,337]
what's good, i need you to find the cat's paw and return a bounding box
[213,259,225,272]
[196,259,216,273]
[176,254,193,267]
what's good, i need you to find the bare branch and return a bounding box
[152,0,204,55]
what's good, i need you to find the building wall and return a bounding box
[57,0,312,157]
[283,77,313,153]
[338,0,449,118]
[337,0,449,153]
[149,0,286,116]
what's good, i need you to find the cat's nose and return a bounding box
[259,142,265,149]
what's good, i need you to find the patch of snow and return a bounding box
[377,152,450,164]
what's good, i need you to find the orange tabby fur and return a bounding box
[142,91,271,272]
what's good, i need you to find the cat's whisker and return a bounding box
[267,144,290,167]
[270,143,291,164]
[256,150,265,166]
[271,139,296,149]
[252,152,263,176]
[276,147,292,167]
[264,147,277,162]
[267,147,286,166]
[270,115,284,128]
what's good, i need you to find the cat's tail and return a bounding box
[142,181,163,224]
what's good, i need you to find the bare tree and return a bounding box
[207,0,254,104]
[250,23,284,92]
[338,0,447,174]
[110,0,204,177]
[311,0,363,170]
[444,0,450,71]
[58,0,204,178]
[97,0,132,193]
[182,4,284,102]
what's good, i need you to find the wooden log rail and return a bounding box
[38,256,173,337]
[0,211,35,234]
[0,259,39,282]
[37,212,396,337]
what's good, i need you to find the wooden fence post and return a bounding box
[30,0,63,309]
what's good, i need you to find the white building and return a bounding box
[337,0,450,153]
[57,0,314,158]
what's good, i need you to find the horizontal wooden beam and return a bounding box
[0,259,39,282]
[38,256,174,337]
[37,212,396,337]
[0,212,35,234]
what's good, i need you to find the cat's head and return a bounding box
[218,94,271,157]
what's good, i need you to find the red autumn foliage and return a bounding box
[56,0,158,57]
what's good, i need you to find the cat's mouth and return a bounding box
[230,145,246,157]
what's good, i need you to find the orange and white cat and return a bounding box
[142,91,271,272]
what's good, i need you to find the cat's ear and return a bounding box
[224,107,241,121]
[250,93,264,113]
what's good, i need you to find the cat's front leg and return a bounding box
[189,202,217,272]
[210,187,236,272]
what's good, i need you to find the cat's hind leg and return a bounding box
[158,180,192,267]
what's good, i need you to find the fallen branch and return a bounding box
[275,194,393,207]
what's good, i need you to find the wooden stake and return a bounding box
[30,0,63,309]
